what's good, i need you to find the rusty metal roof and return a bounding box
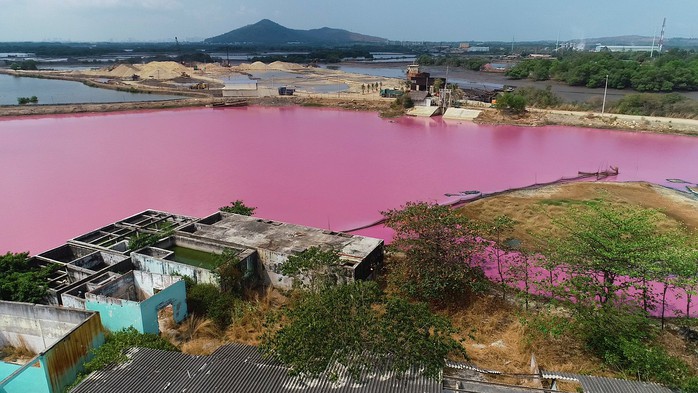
[71,344,440,393]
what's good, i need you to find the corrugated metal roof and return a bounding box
[71,344,441,393]
[541,370,674,393]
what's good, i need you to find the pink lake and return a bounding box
[1,106,697,254]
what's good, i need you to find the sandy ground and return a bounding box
[458,181,698,250]
[2,60,698,135]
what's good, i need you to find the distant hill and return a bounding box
[205,19,387,44]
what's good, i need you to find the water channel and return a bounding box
[0,74,183,105]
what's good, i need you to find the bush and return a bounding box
[610,93,698,119]
[67,327,178,391]
[219,200,255,216]
[16,96,38,105]
[186,282,238,329]
[10,60,37,70]
[576,307,693,388]
[84,327,177,373]
[514,86,561,108]
[493,92,526,114]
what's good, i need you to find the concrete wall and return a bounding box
[138,279,187,334]
[85,272,187,334]
[131,251,218,285]
[0,302,94,353]
[85,296,143,333]
[256,249,293,289]
[0,302,105,393]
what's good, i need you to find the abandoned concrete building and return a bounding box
[27,209,383,331]
[0,209,383,392]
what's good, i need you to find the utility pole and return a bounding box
[601,74,609,114]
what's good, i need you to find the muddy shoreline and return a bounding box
[1,67,696,137]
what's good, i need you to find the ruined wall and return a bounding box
[131,251,218,284]
[138,279,187,334]
[85,272,187,334]
[256,249,293,289]
[0,302,93,353]
[0,303,105,393]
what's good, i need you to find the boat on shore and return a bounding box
[206,99,248,108]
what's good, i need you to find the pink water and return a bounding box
[1,106,697,256]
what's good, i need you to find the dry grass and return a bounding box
[224,287,287,346]
[181,337,225,356]
[657,329,698,371]
[1,337,35,363]
[458,182,698,251]
[444,294,607,377]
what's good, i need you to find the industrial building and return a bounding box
[406,64,445,92]
[594,44,656,52]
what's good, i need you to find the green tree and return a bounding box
[219,199,256,216]
[260,281,464,380]
[0,252,57,303]
[544,201,681,310]
[382,202,484,304]
[432,78,443,92]
[280,246,346,291]
[494,92,526,114]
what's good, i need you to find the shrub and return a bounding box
[219,200,255,216]
[186,282,238,329]
[494,92,526,114]
[576,307,693,388]
[16,96,38,105]
[84,327,178,373]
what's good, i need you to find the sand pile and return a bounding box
[268,61,305,71]
[236,61,269,71]
[138,61,191,80]
[235,61,305,72]
[82,61,193,80]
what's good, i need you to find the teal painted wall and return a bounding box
[0,361,50,393]
[139,280,187,334]
[85,299,144,333]
[86,280,186,334]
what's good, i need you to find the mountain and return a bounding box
[204,19,387,44]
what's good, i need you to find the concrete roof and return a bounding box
[190,212,383,263]
[72,344,440,393]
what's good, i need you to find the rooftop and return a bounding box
[184,212,383,263]
[71,344,440,393]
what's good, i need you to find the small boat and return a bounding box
[687,185,698,196]
[207,100,248,108]
[578,166,619,179]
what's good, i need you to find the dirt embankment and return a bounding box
[458,181,698,251]
[474,107,698,136]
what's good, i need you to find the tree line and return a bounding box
[506,49,698,92]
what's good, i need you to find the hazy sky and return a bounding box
[0,0,695,42]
